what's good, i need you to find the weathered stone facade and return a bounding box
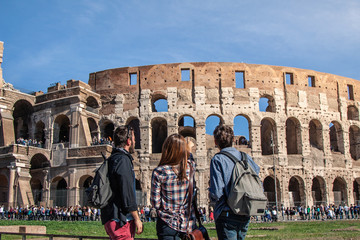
[0,42,360,209]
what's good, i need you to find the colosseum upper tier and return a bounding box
[0,42,360,208]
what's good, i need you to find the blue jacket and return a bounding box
[209,147,260,220]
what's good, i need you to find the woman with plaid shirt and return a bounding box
[151,134,196,240]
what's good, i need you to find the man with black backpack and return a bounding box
[209,125,261,240]
[101,126,143,239]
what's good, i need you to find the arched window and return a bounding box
[101,121,114,141]
[349,125,360,160]
[332,177,348,205]
[354,179,360,205]
[233,115,250,147]
[151,118,167,153]
[312,176,327,206]
[50,177,68,207]
[178,115,196,139]
[152,94,168,112]
[35,121,45,147]
[259,95,275,112]
[205,115,223,135]
[288,176,306,207]
[309,120,323,150]
[263,176,281,207]
[53,115,70,144]
[86,96,99,109]
[87,118,98,140]
[13,100,33,140]
[127,118,141,149]
[30,153,50,169]
[261,118,277,155]
[30,179,43,205]
[79,175,93,207]
[329,121,344,154]
[286,118,301,154]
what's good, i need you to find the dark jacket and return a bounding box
[100,148,137,225]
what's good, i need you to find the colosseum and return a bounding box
[0,41,360,209]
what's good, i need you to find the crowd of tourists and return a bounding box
[0,204,360,223]
[257,204,360,222]
[0,205,100,221]
[1,203,359,223]
[16,138,44,148]
[91,137,113,146]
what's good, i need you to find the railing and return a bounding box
[0,232,157,240]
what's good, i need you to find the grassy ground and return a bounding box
[0,219,360,239]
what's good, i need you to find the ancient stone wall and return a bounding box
[90,62,360,208]
[1,54,360,209]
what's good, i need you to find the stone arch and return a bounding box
[50,177,68,207]
[101,120,115,141]
[135,179,142,191]
[152,93,168,112]
[35,121,45,147]
[288,176,306,206]
[0,174,8,205]
[30,178,43,205]
[261,117,278,155]
[349,125,360,160]
[178,115,196,139]
[332,177,348,205]
[309,119,323,150]
[30,153,50,169]
[312,176,327,206]
[205,114,224,135]
[233,115,251,146]
[151,117,167,153]
[259,94,275,112]
[286,117,302,154]
[263,176,281,207]
[347,105,359,121]
[354,178,360,205]
[87,117,99,140]
[13,99,34,140]
[127,117,141,149]
[329,121,344,154]
[78,175,93,207]
[86,96,100,109]
[53,115,70,144]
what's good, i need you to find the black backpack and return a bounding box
[86,152,113,208]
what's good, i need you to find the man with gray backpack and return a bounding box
[209,125,266,240]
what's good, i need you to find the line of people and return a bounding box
[0,205,100,221]
[16,138,44,148]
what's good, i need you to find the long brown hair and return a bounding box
[158,134,189,181]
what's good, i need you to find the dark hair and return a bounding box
[158,134,189,181]
[113,125,133,148]
[213,124,233,149]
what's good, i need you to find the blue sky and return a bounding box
[1,0,360,137]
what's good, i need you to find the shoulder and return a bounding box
[152,165,170,179]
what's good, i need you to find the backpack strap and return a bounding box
[217,151,248,170]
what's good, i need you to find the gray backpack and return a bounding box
[86,152,113,208]
[218,151,267,216]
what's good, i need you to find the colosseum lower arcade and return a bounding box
[0,42,360,209]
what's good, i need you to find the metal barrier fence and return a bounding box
[0,232,156,240]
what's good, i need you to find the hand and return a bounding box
[186,138,194,151]
[134,218,143,235]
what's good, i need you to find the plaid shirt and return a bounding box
[150,157,196,233]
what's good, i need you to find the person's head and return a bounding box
[213,124,234,149]
[113,125,135,153]
[159,134,189,181]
